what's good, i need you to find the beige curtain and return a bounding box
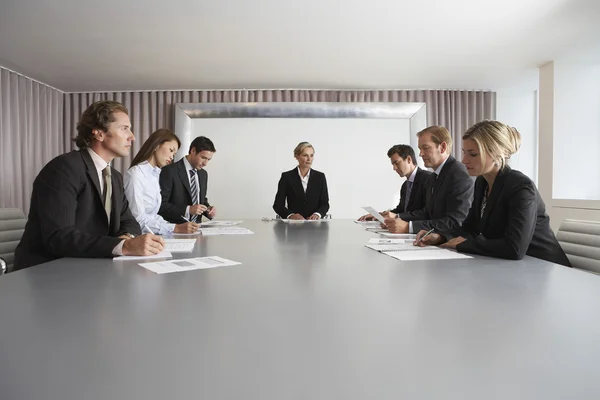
[64,90,495,173]
[0,67,63,213]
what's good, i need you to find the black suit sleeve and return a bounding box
[273,173,291,218]
[456,182,538,260]
[159,166,187,223]
[411,173,473,233]
[113,171,142,236]
[390,181,407,214]
[317,173,330,217]
[36,161,122,258]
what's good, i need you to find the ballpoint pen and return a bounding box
[143,224,155,235]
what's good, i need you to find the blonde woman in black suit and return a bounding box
[273,142,330,220]
[415,120,571,267]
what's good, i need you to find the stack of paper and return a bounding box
[368,238,414,244]
[365,243,439,252]
[138,256,242,274]
[282,219,331,223]
[378,232,418,239]
[383,249,473,261]
[200,220,243,227]
[199,227,254,236]
[164,238,196,253]
[113,250,173,261]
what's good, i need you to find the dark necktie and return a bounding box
[404,181,413,212]
[189,169,198,204]
[102,166,112,220]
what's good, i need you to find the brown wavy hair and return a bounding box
[73,101,129,149]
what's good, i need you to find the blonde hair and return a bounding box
[462,120,522,172]
[416,126,453,154]
[293,142,314,157]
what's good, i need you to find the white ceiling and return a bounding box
[1,0,599,92]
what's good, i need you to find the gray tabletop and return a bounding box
[1,220,599,400]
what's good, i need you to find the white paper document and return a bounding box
[113,250,173,261]
[368,238,413,244]
[361,206,387,224]
[366,227,389,233]
[200,220,243,227]
[282,219,331,223]
[383,249,473,261]
[365,243,439,252]
[378,232,418,239]
[164,239,196,253]
[138,256,242,274]
[199,227,254,236]
[354,220,381,225]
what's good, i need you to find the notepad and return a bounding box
[383,249,473,261]
[368,238,413,244]
[200,220,243,227]
[366,243,438,252]
[138,256,242,274]
[164,239,196,253]
[113,250,173,261]
[378,232,418,239]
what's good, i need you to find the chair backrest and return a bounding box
[557,219,600,274]
[0,208,27,273]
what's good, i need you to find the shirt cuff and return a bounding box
[112,239,126,256]
[287,213,294,218]
[409,221,414,234]
[314,213,322,218]
[185,206,191,219]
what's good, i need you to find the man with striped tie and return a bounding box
[159,136,217,224]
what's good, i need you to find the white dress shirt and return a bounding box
[86,148,125,255]
[124,161,176,235]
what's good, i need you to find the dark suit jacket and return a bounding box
[158,158,210,224]
[14,150,141,270]
[397,156,473,232]
[390,167,433,214]
[273,168,329,219]
[447,167,571,266]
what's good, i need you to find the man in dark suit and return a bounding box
[14,101,165,271]
[358,144,432,221]
[159,136,216,224]
[273,142,330,220]
[385,126,474,233]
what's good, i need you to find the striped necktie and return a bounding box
[189,169,198,204]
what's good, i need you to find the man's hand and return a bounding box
[308,213,320,220]
[358,214,375,221]
[380,211,396,219]
[207,206,216,218]
[174,222,200,233]
[440,237,466,249]
[289,213,305,220]
[384,217,409,233]
[189,204,208,215]
[122,234,165,256]
[414,229,444,247]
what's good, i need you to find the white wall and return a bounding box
[553,60,600,200]
[189,118,412,219]
[496,74,538,184]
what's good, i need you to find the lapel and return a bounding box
[305,169,317,200]
[430,156,454,210]
[81,149,104,205]
[176,158,193,199]
[480,166,510,229]
[291,168,307,200]
[405,167,422,209]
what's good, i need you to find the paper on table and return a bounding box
[199,227,254,236]
[164,239,196,253]
[378,232,418,239]
[366,227,388,233]
[138,256,242,274]
[354,220,381,225]
[282,219,331,223]
[368,238,413,244]
[361,206,386,224]
[383,249,473,261]
[113,250,172,261]
[200,220,243,227]
[366,243,439,252]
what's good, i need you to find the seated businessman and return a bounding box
[159,136,216,224]
[14,100,165,271]
[384,126,474,234]
[358,144,432,221]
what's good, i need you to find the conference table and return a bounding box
[1,220,599,399]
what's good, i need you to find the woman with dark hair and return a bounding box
[124,129,199,234]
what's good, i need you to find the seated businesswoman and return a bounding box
[273,141,330,220]
[124,129,200,234]
[415,120,571,267]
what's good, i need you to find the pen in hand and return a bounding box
[417,228,435,244]
[143,224,155,235]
